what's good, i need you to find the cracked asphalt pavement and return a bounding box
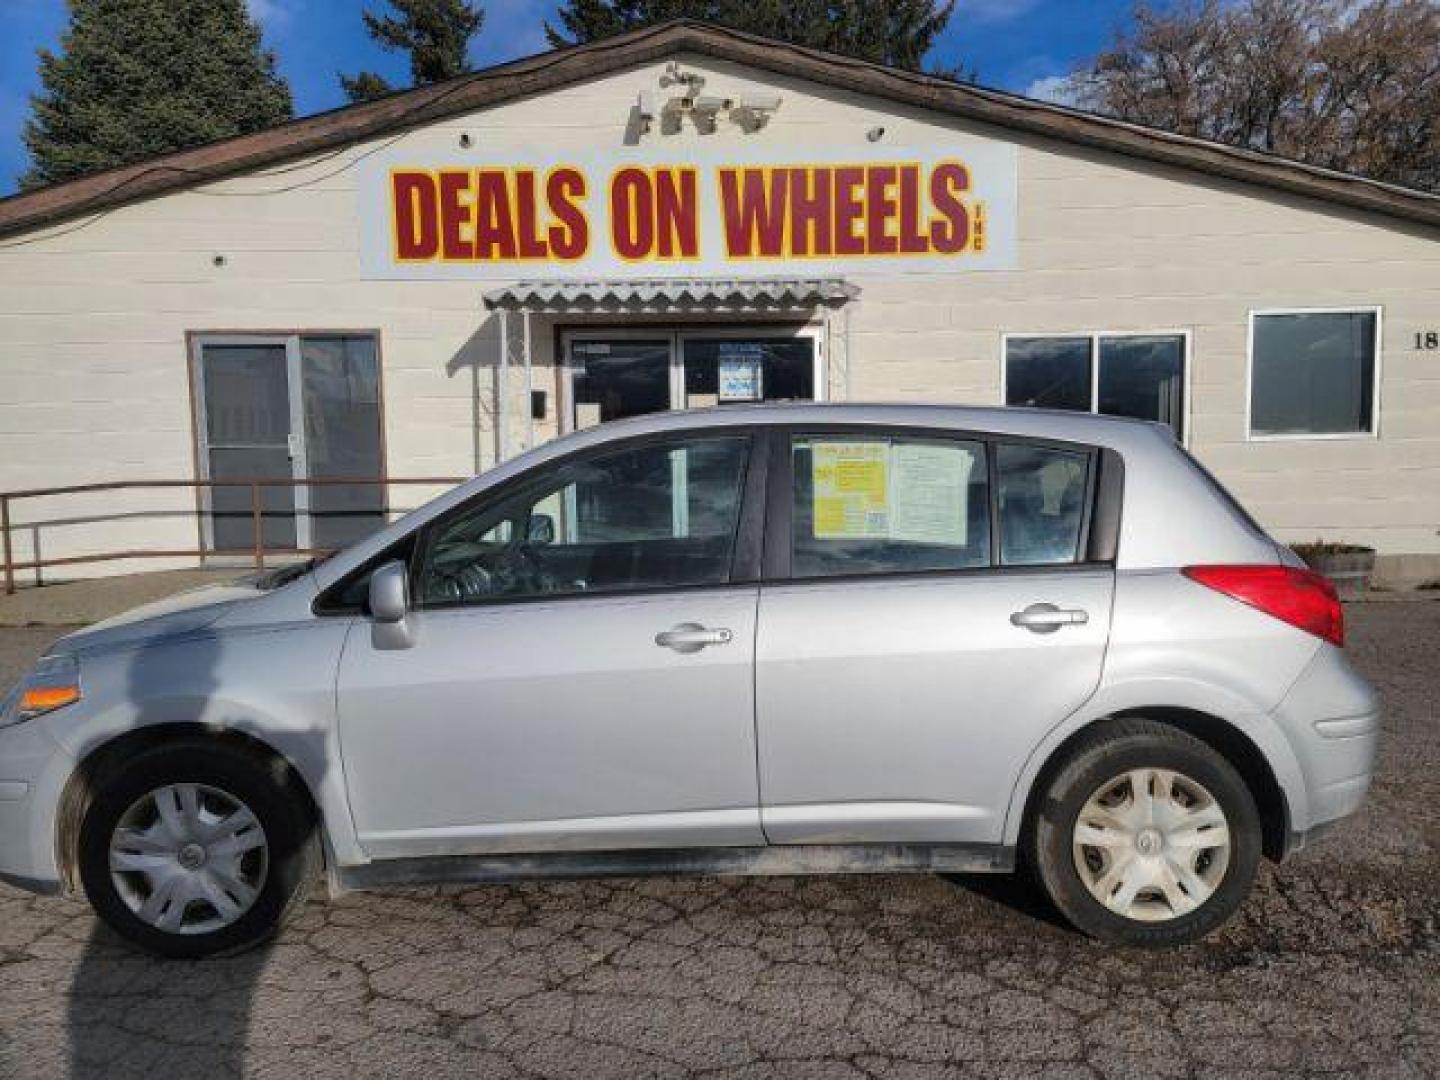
[0,601,1436,1078]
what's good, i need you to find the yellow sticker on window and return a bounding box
[812,442,889,538]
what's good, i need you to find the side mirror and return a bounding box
[367,560,414,649]
[526,513,556,546]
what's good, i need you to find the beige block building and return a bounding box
[1,22,1437,587]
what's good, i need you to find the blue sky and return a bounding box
[0,0,1147,195]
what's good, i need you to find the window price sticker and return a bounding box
[811,440,972,544]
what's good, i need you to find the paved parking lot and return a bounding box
[0,602,1436,1079]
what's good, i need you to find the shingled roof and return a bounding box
[3,18,1438,240]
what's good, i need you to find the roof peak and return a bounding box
[2,18,1437,241]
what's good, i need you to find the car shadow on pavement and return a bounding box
[66,927,273,1078]
[939,871,1074,932]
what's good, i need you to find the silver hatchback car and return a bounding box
[0,405,1379,956]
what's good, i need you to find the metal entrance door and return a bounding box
[193,334,384,553]
[195,337,303,552]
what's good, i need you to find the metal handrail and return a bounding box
[1,476,466,594]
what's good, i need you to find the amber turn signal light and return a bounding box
[19,684,80,716]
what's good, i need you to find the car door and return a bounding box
[334,430,768,859]
[755,427,1116,845]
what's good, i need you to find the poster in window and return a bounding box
[812,442,889,538]
[890,443,970,545]
[718,343,765,401]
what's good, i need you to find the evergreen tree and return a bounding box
[341,0,486,103]
[545,0,957,72]
[22,0,292,190]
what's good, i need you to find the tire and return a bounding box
[77,738,320,959]
[1028,718,1262,947]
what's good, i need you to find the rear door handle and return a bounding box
[1010,603,1089,634]
[655,623,733,653]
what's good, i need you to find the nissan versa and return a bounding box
[0,405,1379,956]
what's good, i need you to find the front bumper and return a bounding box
[0,715,75,895]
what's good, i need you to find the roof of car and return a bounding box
[554,401,1173,451]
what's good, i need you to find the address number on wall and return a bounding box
[1417,332,1440,350]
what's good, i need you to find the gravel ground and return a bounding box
[0,603,1435,1079]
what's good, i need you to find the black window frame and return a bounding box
[313,426,769,615]
[762,424,1121,584]
[1003,331,1189,442]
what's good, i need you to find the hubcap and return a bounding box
[1072,768,1231,923]
[108,783,268,936]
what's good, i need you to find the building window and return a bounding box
[1249,309,1379,438]
[1004,333,1186,439]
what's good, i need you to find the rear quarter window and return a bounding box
[996,443,1091,566]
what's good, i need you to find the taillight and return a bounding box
[1182,564,1344,647]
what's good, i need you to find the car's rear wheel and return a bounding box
[77,739,319,958]
[1029,719,1262,947]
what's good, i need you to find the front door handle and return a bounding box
[1010,603,1089,634]
[655,623,733,653]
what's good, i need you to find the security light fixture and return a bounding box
[689,94,731,133]
[625,93,655,144]
[733,93,783,130]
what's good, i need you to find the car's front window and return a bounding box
[416,435,751,605]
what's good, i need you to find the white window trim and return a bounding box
[998,329,1193,446]
[1245,306,1383,442]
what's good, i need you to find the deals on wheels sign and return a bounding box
[358,144,1017,279]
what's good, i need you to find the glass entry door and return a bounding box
[567,329,820,429]
[197,340,301,552]
[571,339,672,427]
[680,337,816,408]
[194,334,384,554]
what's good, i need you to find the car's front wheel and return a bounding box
[1030,719,1262,947]
[77,738,319,958]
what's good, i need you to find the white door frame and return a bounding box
[559,323,825,433]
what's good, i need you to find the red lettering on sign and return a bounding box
[788,168,831,256]
[897,165,928,254]
[438,171,475,259]
[547,168,587,260]
[719,168,786,258]
[513,170,547,259]
[929,162,971,254]
[392,172,439,260]
[610,168,653,260]
[390,158,988,267]
[865,165,899,255]
[474,171,517,260]
[654,169,698,258]
[832,166,865,256]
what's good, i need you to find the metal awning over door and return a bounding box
[482,277,858,315]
